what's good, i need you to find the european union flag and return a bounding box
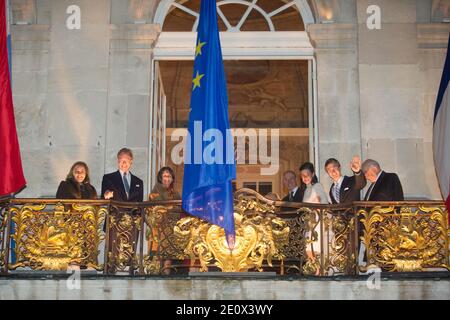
[182,0,236,248]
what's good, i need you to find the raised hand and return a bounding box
[350,156,361,173]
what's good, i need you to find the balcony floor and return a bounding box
[1,272,449,300]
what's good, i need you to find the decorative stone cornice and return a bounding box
[109,24,161,51]
[154,31,314,59]
[417,24,450,49]
[11,25,50,52]
[307,23,357,50]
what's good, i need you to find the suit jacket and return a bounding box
[282,186,304,203]
[364,171,404,201]
[329,172,366,204]
[56,179,97,199]
[101,170,143,202]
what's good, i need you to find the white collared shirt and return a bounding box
[289,186,299,198]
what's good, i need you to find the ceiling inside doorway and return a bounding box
[160,60,309,128]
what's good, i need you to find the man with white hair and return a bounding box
[361,159,404,201]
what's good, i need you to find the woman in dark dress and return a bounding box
[56,161,97,269]
[56,161,97,199]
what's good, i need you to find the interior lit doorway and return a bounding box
[149,0,317,199]
[151,58,315,199]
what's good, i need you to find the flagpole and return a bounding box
[182,0,236,249]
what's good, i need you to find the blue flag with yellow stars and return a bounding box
[182,0,236,248]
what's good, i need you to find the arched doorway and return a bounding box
[149,0,317,199]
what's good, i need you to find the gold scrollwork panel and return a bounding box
[0,202,9,270]
[323,211,356,276]
[358,206,450,272]
[171,196,289,273]
[143,205,186,274]
[173,213,289,272]
[279,208,318,275]
[145,206,185,258]
[106,211,141,273]
[9,203,106,270]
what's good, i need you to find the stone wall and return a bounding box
[356,0,448,199]
[12,24,50,197]
[12,0,159,198]
[9,0,449,200]
[307,0,448,199]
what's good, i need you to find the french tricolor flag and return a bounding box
[433,32,450,221]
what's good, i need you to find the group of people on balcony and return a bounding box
[55,149,404,205]
[282,156,404,206]
[56,148,181,203]
[54,148,404,274]
[55,148,181,273]
[280,156,404,274]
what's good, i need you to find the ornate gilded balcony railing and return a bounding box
[2,199,109,272]
[104,201,144,275]
[0,193,448,276]
[0,197,10,273]
[142,190,292,274]
[355,201,450,272]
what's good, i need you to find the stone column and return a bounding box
[106,24,160,198]
[307,23,361,191]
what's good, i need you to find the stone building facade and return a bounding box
[10,0,450,200]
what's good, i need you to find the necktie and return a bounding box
[364,183,375,201]
[123,172,130,197]
[290,191,294,201]
[334,183,340,203]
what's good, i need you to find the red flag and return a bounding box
[0,0,26,197]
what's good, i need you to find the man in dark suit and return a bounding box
[101,148,143,202]
[101,147,143,274]
[361,159,404,201]
[325,156,366,204]
[281,170,304,202]
[359,159,404,267]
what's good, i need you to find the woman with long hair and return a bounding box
[299,162,328,204]
[56,161,97,199]
[299,161,329,275]
[56,161,97,270]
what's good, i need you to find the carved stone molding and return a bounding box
[109,24,161,52]
[417,23,450,49]
[307,23,357,50]
[11,25,50,52]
